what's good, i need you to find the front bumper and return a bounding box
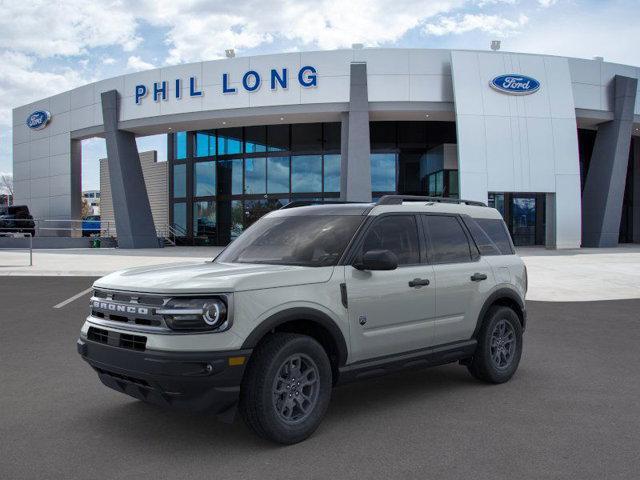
[77,338,251,414]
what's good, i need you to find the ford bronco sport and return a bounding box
[78,195,527,444]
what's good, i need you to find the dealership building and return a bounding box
[11,48,640,248]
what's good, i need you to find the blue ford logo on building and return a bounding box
[26,110,52,130]
[490,74,540,95]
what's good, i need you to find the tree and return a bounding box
[0,173,13,197]
[81,198,92,218]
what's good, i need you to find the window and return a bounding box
[360,215,420,265]
[174,131,187,160]
[267,124,289,152]
[323,123,341,151]
[423,215,471,264]
[323,154,340,193]
[245,126,267,153]
[291,155,322,193]
[371,153,397,192]
[193,201,216,238]
[194,161,216,197]
[267,156,290,193]
[216,215,363,267]
[292,123,322,151]
[173,164,186,198]
[245,157,266,194]
[463,217,501,256]
[195,131,215,157]
[173,202,187,234]
[475,218,514,255]
[217,128,243,155]
[218,159,243,195]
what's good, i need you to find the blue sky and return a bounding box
[1,0,638,192]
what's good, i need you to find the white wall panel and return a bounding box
[368,75,410,102]
[409,50,451,75]
[13,123,29,144]
[49,92,71,115]
[29,137,50,160]
[29,157,50,179]
[202,57,250,87]
[409,75,453,102]
[354,48,410,75]
[301,49,353,77]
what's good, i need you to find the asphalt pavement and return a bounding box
[1,276,639,480]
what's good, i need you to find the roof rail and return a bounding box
[376,195,487,207]
[279,200,370,210]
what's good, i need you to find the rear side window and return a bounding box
[474,218,514,255]
[463,217,501,256]
[360,215,420,265]
[422,215,472,264]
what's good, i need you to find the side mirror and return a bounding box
[354,249,398,271]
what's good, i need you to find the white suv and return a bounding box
[78,195,527,444]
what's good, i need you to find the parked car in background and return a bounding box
[82,215,101,237]
[0,205,35,236]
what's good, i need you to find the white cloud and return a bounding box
[126,55,156,72]
[538,0,557,7]
[0,0,141,57]
[135,0,466,64]
[102,57,116,65]
[424,13,529,36]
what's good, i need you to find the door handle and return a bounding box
[409,278,430,288]
[470,273,488,282]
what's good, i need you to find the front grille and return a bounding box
[119,333,147,351]
[90,289,169,332]
[87,327,109,344]
[87,326,147,351]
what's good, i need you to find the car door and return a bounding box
[345,214,436,363]
[422,214,493,345]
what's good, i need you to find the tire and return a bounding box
[239,333,332,444]
[467,305,523,384]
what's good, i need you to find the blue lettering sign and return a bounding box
[490,74,540,95]
[271,68,287,90]
[135,85,147,104]
[242,70,261,92]
[222,73,236,93]
[298,66,317,87]
[153,81,167,101]
[189,76,202,97]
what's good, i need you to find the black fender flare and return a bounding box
[472,288,526,338]
[241,307,349,367]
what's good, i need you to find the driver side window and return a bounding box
[360,215,420,265]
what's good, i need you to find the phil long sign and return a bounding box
[490,74,540,95]
[135,66,318,105]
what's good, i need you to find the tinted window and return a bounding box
[218,159,243,195]
[217,128,243,155]
[463,217,500,256]
[423,215,471,264]
[291,155,322,193]
[291,123,322,151]
[245,157,266,194]
[370,153,397,192]
[267,156,290,193]
[361,215,420,265]
[195,131,215,157]
[475,218,514,255]
[323,154,340,193]
[267,124,289,152]
[174,131,187,160]
[173,164,186,198]
[194,161,215,197]
[245,126,267,153]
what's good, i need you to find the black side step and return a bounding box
[336,340,477,384]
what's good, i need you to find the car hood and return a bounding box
[93,261,335,294]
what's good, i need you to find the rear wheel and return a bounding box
[467,306,523,383]
[239,333,332,444]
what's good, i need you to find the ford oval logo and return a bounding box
[26,110,51,130]
[490,74,540,95]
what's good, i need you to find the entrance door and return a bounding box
[345,214,436,363]
[510,195,537,246]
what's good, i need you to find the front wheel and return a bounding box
[239,333,332,444]
[467,306,523,384]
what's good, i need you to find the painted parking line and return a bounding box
[53,287,93,309]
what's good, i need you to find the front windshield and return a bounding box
[215,214,364,267]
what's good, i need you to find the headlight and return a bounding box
[157,297,231,332]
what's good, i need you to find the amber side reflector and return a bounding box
[228,356,246,366]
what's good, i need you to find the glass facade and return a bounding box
[169,123,341,245]
[169,121,459,245]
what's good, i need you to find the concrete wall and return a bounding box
[99,151,168,237]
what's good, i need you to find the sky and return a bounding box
[0,0,639,192]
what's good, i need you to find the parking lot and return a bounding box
[1,276,640,479]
